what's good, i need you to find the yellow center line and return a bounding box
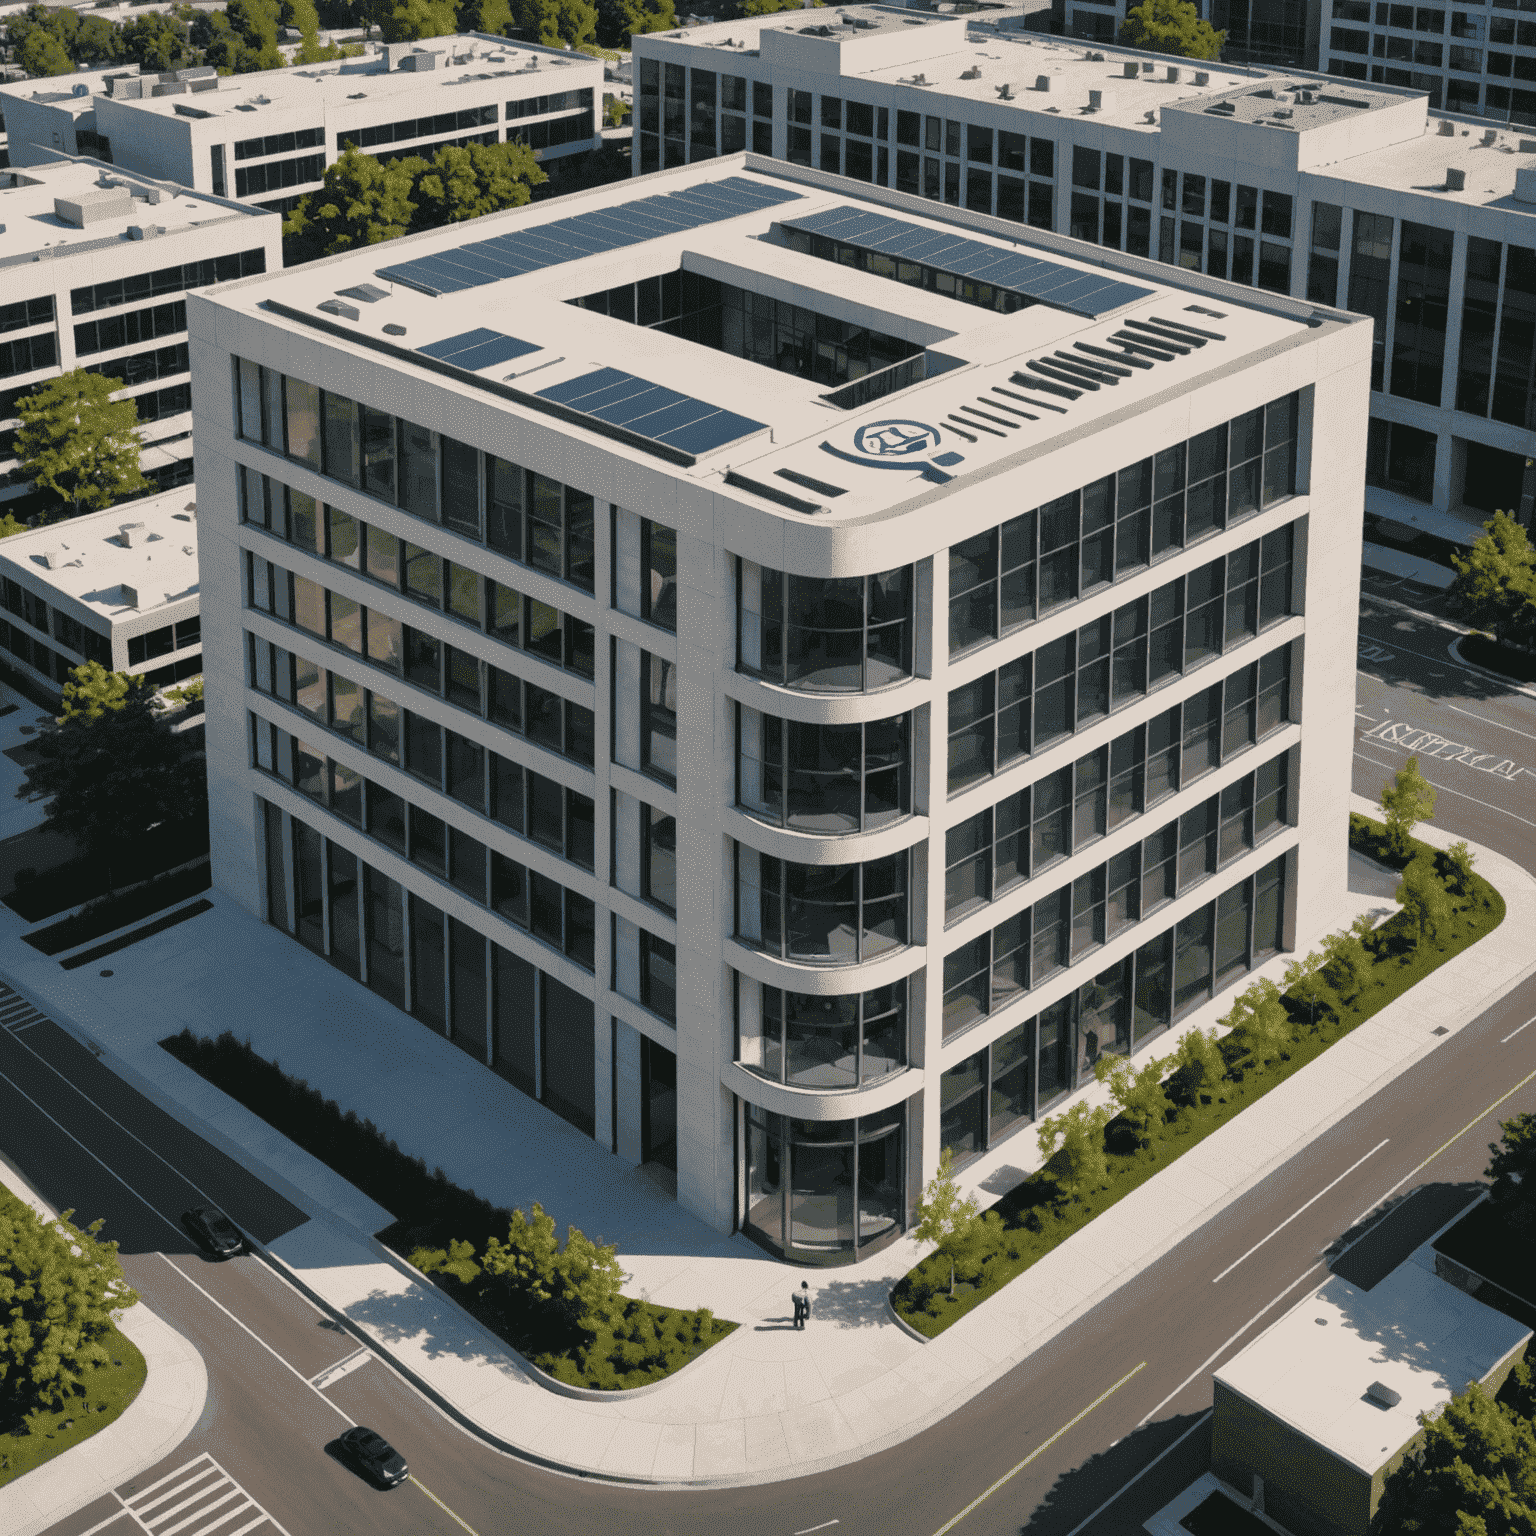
[409,1474,480,1536]
[931,1362,1147,1536]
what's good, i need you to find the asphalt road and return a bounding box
[8,568,1534,1536]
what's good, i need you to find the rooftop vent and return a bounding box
[1035,74,1051,91]
[1123,61,1138,78]
[127,224,165,241]
[40,550,63,570]
[1088,89,1112,111]
[1166,65,1181,82]
[1366,1382,1402,1409]
[318,298,360,320]
[1483,127,1498,145]
[995,83,1014,100]
[1194,70,1210,85]
[1515,165,1536,203]
[339,282,390,303]
[1141,59,1155,74]
[960,65,981,79]
[1446,166,1466,190]
[383,322,407,335]
[1438,118,1455,136]
[119,523,148,548]
[1522,138,1536,152]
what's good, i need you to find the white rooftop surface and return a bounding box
[1214,1248,1532,1475]
[0,161,258,262]
[31,35,594,126]
[231,157,1335,524]
[0,487,200,618]
[665,6,1536,202]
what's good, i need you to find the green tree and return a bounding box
[58,661,134,722]
[1224,976,1291,1063]
[1118,0,1224,58]
[119,12,191,70]
[18,670,205,879]
[408,1236,480,1284]
[458,0,513,33]
[1487,1113,1536,1214]
[1395,855,1453,944]
[1440,838,1477,897]
[75,14,126,67]
[476,1204,625,1337]
[379,0,458,40]
[15,371,146,519]
[1167,1025,1226,1103]
[0,1191,137,1415]
[913,1147,982,1297]
[550,1226,625,1334]
[409,139,544,228]
[1094,1052,1169,1148]
[17,26,75,76]
[1449,510,1536,654]
[1282,949,1334,1030]
[1037,1100,1111,1199]
[1319,922,1373,1006]
[511,0,597,47]
[0,513,25,539]
[595,0,675,46]
[222,0,284,70]
[1380,754,1437,859]
[283,144,419,260]
[1379,1380,1536,1536]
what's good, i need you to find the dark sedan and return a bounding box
[340,1426,409,1488]
[182,1206,243,1258]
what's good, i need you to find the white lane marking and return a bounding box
[1504,1016,1536,1044]
[1358,643,1395,663]
[158,1255,354,1425]
[310,1347,372,1389]
[1060,1411,1213,1536]
[1353,751,1536,829]
[1354,627,1486,677]
[1211,1140,1389,1284]
[1137,1267,1322,1428]
[795,1522,841,1535]
[1445,702,1536,744]
[1349,1064,1536,1227]
[1360,719,1529,781]
[72,1510,134,1536]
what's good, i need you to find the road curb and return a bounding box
[1446,636,1536,701]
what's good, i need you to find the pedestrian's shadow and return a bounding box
[754,1315,799,1332]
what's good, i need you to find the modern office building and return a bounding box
[0,157,278,505]
[1064,0,1320,66]
[0,36,602,218]
[191,153,1365,1264]
[634,9,1536,538]
[0,484,202,698]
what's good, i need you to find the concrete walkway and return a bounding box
[0,1155,208,1536]
[0,799,1528,1486]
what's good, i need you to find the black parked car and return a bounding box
[183,1206,243,1258]
[340,1426,408,1488]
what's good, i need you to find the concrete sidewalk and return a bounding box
[0,1155,208,1536]
[0,800,1529,1487]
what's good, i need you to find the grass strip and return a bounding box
[892,815,1505,1338]
[25,863,211,955]
[0,1320,145,1488]
[159,1029,736,1390]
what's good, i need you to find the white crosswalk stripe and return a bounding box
[116,1454,292,1536]
[0,982,48,1031]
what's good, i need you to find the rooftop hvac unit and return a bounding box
[1366,1381,1402,1408]
[119,522,148,548]
[1446,167,1466,190]
[1124,62,1138,78]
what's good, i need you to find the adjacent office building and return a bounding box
[634,9,1536,537]
[0,36,601,218]
[1065,0,1320,67]
[191,154,1365,1263]
[0,157,278,505]
[0,484,202,699]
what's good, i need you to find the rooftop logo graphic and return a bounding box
[821,419,966,483]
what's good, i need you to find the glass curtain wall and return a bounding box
[736,976,906,1087]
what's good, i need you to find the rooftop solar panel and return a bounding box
[417,328,541,371]
[375,177,804,296]
[781,207,1154,318]
[537,366,767,457]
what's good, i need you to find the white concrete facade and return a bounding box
[0,37,603,217]
[189,153,1368,1265]
[0,485,202,697]
[0,157,277,499]
[634,9,1536,541]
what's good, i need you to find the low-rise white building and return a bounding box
[0,157,278,505]
[0,484,201,698]
[633,10,1536,541]
[190,152,1366,1261]
[0,37,603,217]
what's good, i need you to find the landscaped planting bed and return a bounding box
[892,816,1505,1338]
[161,1030,736,1390]
[23,861,211,955]
[1461,633,1536,685]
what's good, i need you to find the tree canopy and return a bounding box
[0,1188,137,1416]
[914,1148,983,1297]
[595,0,676,47]
[1380,754,1438,859]
[19,667,206,872]
[1118,0,1224,59]
[15,371,145,520]
[1488,1113,1536,1214]
[1449,510,1536,654]
[283,138,545,262]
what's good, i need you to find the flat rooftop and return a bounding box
[0,487,200,619]
[1215,1247,1531,1475]
[215,156,1352,524]
[16,35,595,128]
[0,159,268,264]
[655,6,1536,203]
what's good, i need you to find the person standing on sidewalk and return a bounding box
[790,1287,804,1329]
[799,1280,811,1326]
